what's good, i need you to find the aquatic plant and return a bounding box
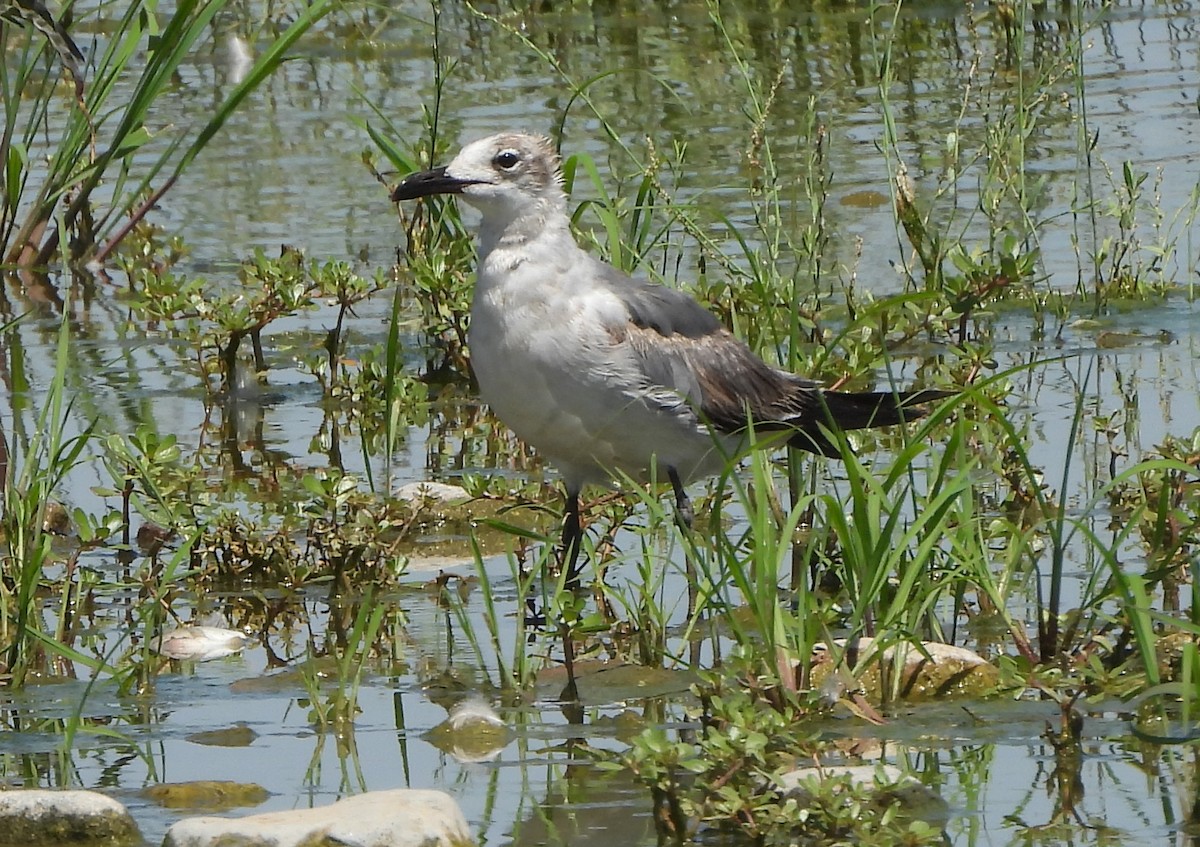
[361,2,475,377]
[5,1,1200,843]
[300,591,386,737]
[0,310,110,685]
[359,2,1200,840]
[623,674,944,845]
[128,247,390,393]
[1,0,337,271]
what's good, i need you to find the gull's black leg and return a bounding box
[667,467,700,662]
[669,466,702,658]
[561,488,584,582]
[557,487,585,715]
[667,467,694,528]
[527,489,585,629]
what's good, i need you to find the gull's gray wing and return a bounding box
[596,262,723,339]
[592,262,819,437]
[593,262,948,457]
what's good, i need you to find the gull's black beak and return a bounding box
[391,166,481,201]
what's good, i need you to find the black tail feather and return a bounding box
[788,388,954,457]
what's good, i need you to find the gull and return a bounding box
[392,132,950,575]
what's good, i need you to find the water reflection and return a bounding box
[0,582,1196,845]
[3,0,1200,845]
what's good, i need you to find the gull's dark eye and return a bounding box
[493,149,520,170]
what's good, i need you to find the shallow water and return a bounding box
[5,1,1200,845]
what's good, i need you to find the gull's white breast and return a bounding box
[467,238,733,489]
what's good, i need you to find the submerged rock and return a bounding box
[535,659,697,705]
[0,789,140,845]
[185,723,259,747]
[141,781,269,811]
[162,788,473,847]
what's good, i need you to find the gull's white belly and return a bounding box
[468,263,731,488]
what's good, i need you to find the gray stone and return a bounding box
[0,789,140,845]
[162,788,474,847]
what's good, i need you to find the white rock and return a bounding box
[815,637,988,670]
[395,481,471,505]
[153,626,249,661]
[428,697,512,764]
[447,696,504,731]
[0,789,139,843]
[162,788,473,847]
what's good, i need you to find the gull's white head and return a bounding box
[392,132,566,222]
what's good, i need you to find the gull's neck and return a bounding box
[476,195,573,258]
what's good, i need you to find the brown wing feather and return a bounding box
[624,324,818,432]
[624,322,950,457]
[600,263,950,457]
